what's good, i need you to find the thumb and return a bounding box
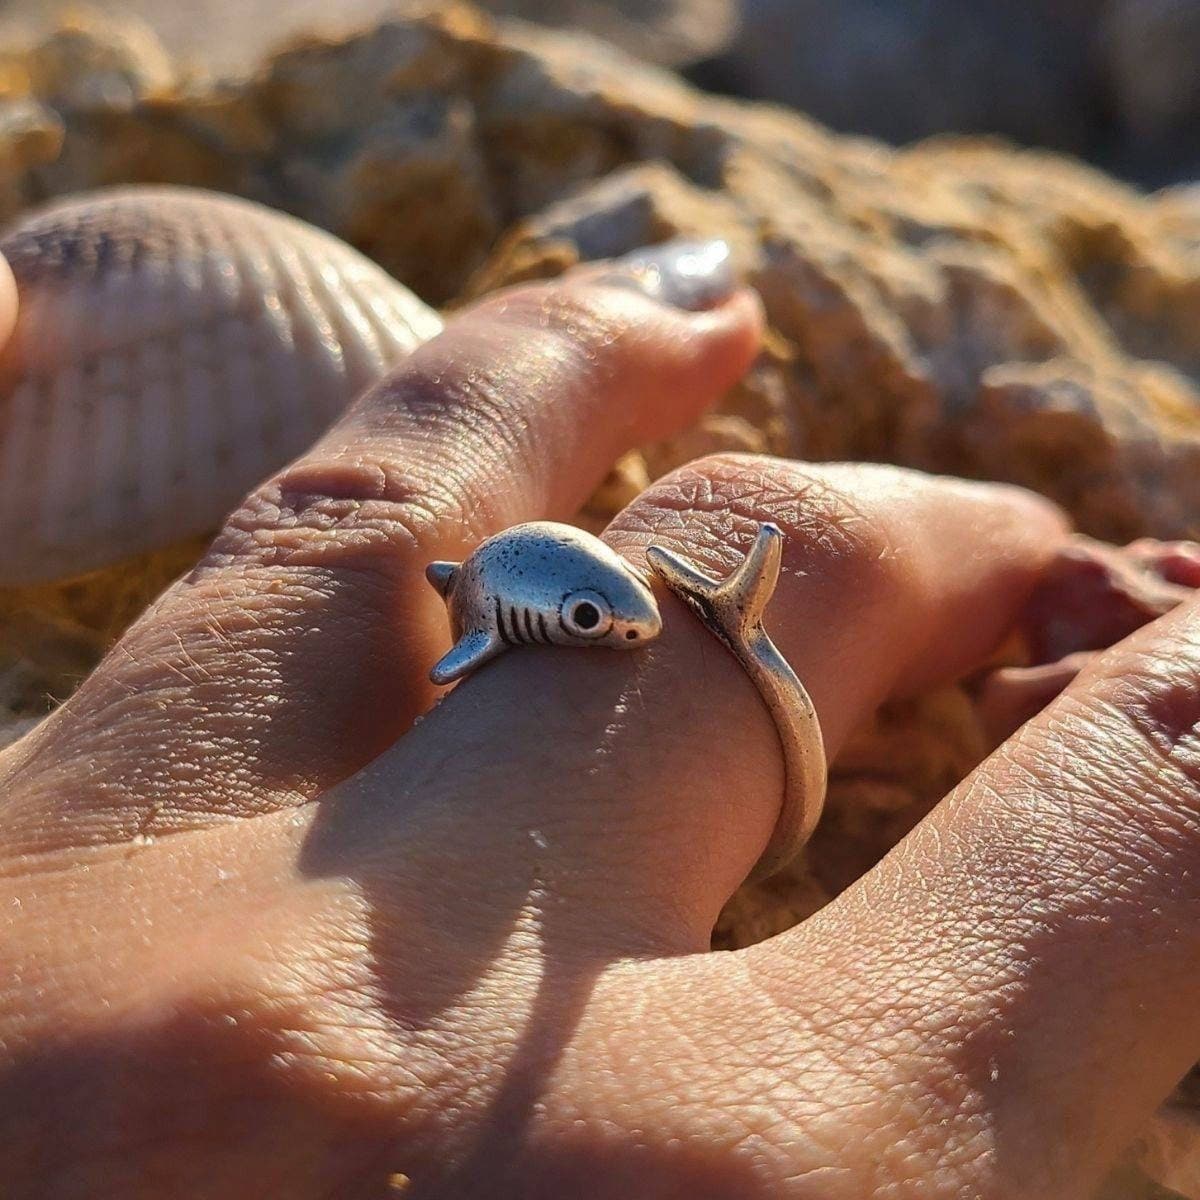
[0,253,16,351]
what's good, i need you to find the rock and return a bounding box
[483,149,1200,543]
[260,22,501,301]
[1100,0,1200,180]
[0,0,733,74]
[700,0,1200,188]
[18,9,176,111]
[0,97,64,168]
[698,0,1103,153]
[0,97,63,223]
[2,8,1200,1192]
[471,0,735,67]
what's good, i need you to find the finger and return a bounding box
[774,589,1200,1198]
[974,536,1200,743]
[1022,536,1194,663]
[974,651,1095,743]
[0,243,761,848]
[0,252,15,351]
[306,457,1066,954]
[1126,538,1200,587]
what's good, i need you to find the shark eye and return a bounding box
[560,589,613,639]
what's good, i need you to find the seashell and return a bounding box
[0,186,443,585]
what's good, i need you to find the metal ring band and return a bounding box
[426,519,827,880]
[646,523,828,880]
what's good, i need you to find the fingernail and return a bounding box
[596,239,736,312]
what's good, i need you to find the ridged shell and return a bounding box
[0,187,443,585]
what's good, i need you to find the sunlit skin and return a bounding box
[2,254,1200,1200]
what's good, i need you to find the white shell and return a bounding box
[0,186,443,584]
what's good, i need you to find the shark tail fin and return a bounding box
[647,522,783,631]
[728,522,783,627]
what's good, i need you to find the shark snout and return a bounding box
[612,593,663,646]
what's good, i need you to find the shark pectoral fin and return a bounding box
[429,630,502,686]
[426,561,459,598]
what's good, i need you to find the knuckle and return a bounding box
[983,607,1200,902]
[1085,613,1200,796]
[616,453,915,605]
[192,284,653,580]
[387,342,529,446]
[203,455,462,572]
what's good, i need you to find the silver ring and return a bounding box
[427,520,827,879]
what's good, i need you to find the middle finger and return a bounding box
[308,454,1067,954]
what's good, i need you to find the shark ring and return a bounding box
[426,521,827,878]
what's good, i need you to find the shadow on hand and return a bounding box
[293,654,770,1198]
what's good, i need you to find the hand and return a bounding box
[0,243,1190,1200]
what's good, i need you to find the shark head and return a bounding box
[426,522,664,684]
[556,569,662,648]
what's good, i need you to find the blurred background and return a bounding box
[1,0,1197,186]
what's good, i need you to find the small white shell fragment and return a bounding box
[0,186,443,585]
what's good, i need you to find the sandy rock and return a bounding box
[700,0,1103,152]
[0,97,64,167]
[27,11,175,108]
[484,148,1200,544]
[0,0,733,75]
[0,97,63,223]
[260,22,501,301]
[471,0,735,66]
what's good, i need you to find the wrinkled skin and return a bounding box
[2,249,1200,1200]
